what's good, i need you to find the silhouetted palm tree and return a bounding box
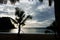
[15,7,32,34]
[15,7,32,40]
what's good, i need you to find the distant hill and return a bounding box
[0,17,16,32]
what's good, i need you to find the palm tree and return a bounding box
[15,7,32,40]
[15,7,32,34]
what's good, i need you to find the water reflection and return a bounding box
[9,27,55,34]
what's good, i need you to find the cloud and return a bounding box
[23,17,55,28]
[21,0,55,28]
[0,0,55,28]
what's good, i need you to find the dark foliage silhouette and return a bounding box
[0,0,4,4]
[45,21,57,33]
[15,7,32,35]
[0,17,17,32]
[15,7,32,26]
[3,0,7,4]
[0,0,19,4]
[39,0,43,2]
[17,0,19,1]
[10,0,19,4]
[48,0,52,6]
[0,0,7,4]
[15,7,25,24]
[10,0,16,4]
[39,0,54,6]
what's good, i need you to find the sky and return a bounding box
[0,0,55,33]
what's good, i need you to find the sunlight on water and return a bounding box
[10,28,55,34]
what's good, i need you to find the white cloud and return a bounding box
[0,0,55,28]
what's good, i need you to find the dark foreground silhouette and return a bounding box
[39,0,43,2]
[45,21,57,33]
[0,0,19,4]
[0,0,7,4]
[0,17,17,32]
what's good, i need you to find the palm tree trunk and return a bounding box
[54,0,60,35]
[18,23,21,34]
[17,23,21,40]
[54,0,60,40]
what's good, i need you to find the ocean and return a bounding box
[0,27,55,34]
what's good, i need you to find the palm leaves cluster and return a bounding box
[0,0,7,4]
[15,7,32,26]
[0,0,54,6]
[39,0,54,6]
